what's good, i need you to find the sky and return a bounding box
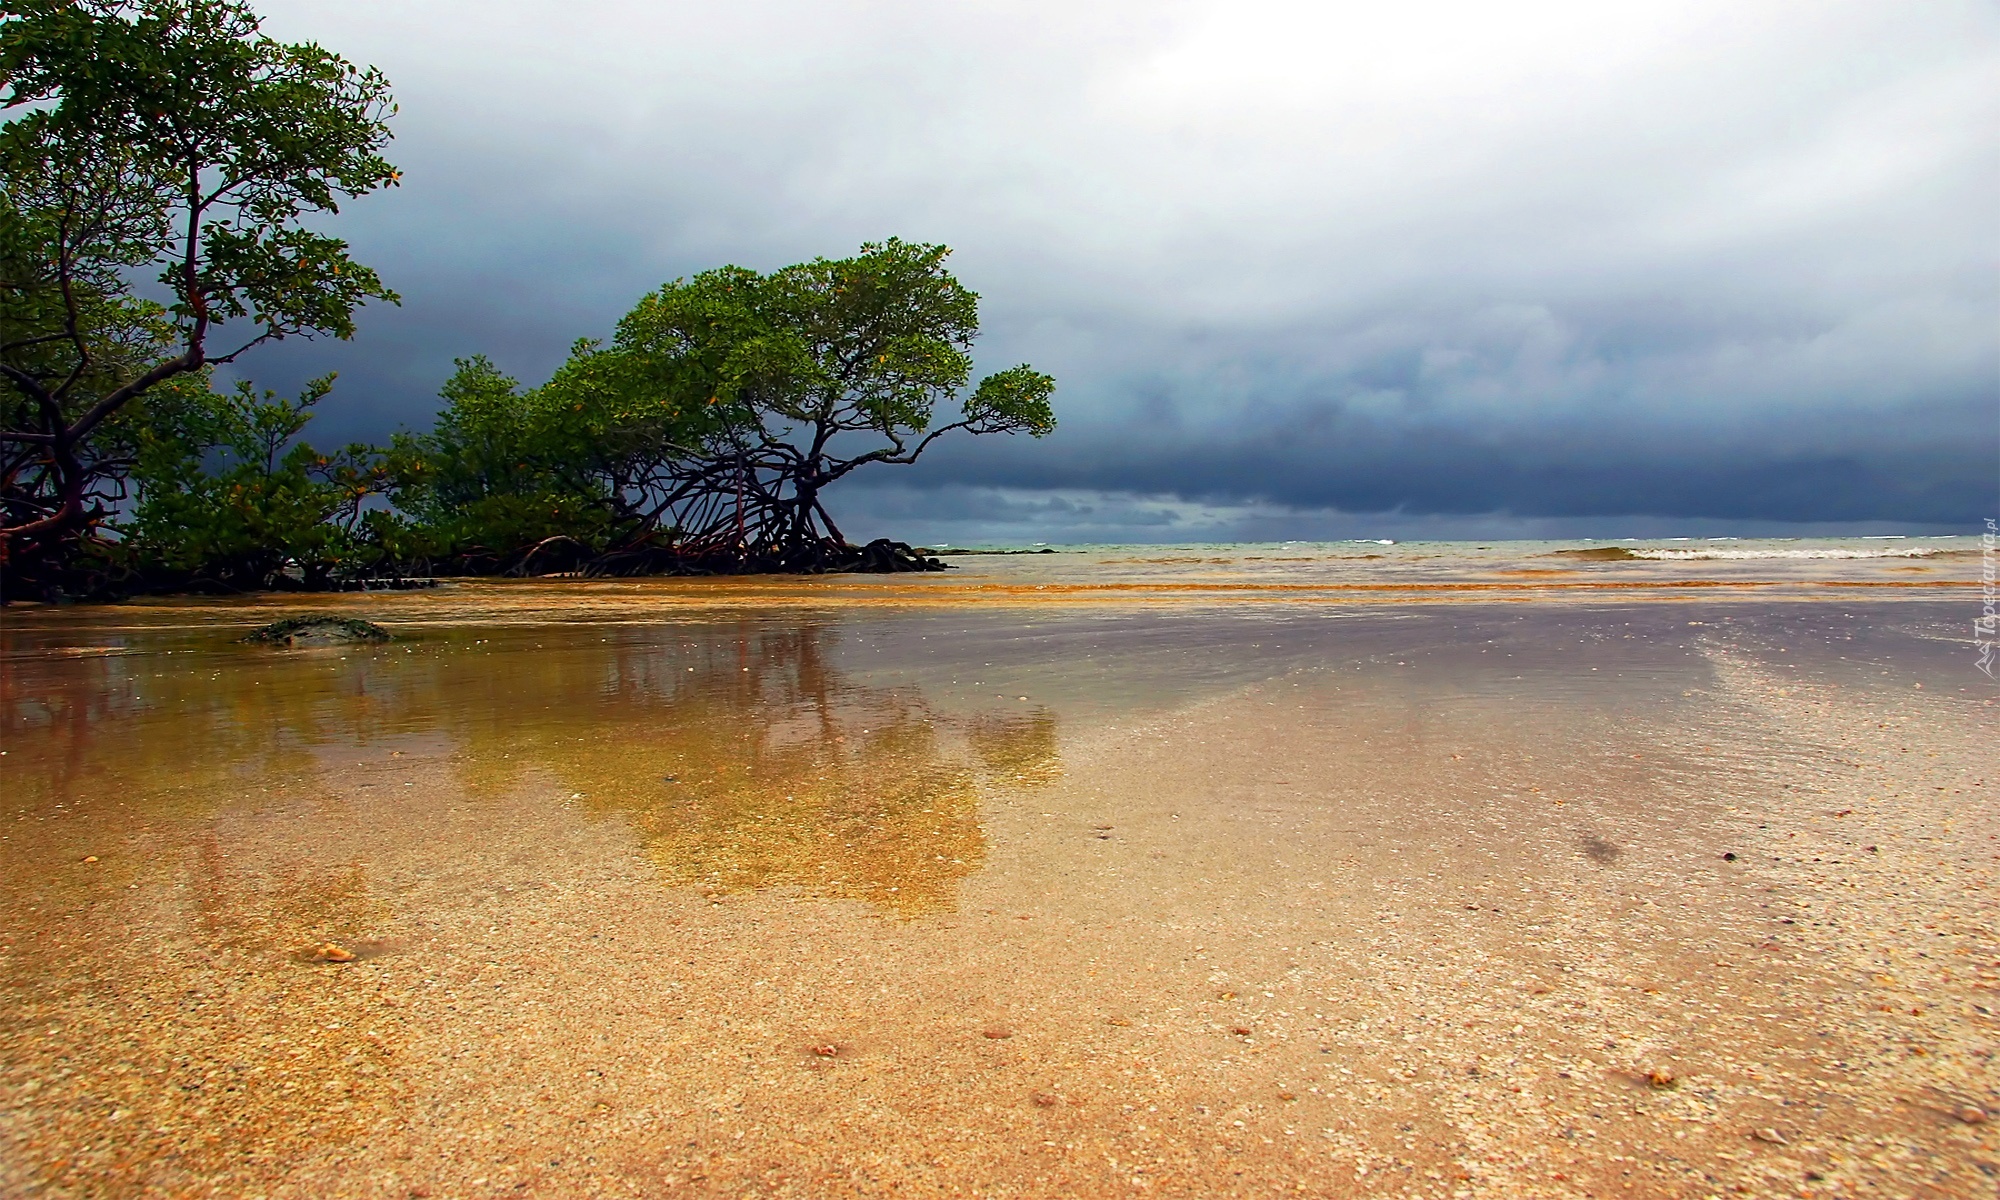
[247,0,1998,544]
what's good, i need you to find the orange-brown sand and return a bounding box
[1,597,1994,1198]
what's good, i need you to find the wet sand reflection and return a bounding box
[435,621,1047,914]
[4,618,1063,917]
[3,601,1993,1198]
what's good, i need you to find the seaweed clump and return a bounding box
[1549,546,1640,561]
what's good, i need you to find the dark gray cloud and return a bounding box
[243,0,1998,540]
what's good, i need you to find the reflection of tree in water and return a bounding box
[0,640,400,829]
[4,619,1063,915]
[968,710,1062,788]
[436,619,1059,915]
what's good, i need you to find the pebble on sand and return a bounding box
[313,943,356,963]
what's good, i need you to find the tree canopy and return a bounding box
[592,239,1054,565]
[0,0,398,597]
[391,239,1056,575]
[124,374,386,591]
[0,1,1058,598]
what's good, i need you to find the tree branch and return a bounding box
[65,350,202,444]
[814,418,971,487]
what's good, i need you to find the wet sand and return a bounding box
[2,588,1995,1198]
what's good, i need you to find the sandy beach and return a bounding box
[3,0,1990,1191]
[2,553,1994,1198]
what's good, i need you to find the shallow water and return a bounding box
[2,596,1983,919]
[0,607,1618,911]
[2,573,1994,1197]
[1,536,1981,644]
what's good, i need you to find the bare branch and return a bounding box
[65,351,201,444]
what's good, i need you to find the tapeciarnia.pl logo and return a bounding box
[1977,518,1996,680]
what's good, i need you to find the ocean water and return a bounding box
[941,535,1978,559]
[0,538,1983,645]
[915,534,1986,594]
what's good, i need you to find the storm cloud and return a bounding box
[247,0,1997,540]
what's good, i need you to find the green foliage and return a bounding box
[0,7,1062,594]
[602,238,1055,460]
[380,356,625,568]
[377,240,1055,572]
[125,374,385,589]
[0,0,397,594]
[368,241,1056,573]
[0,0,400,342]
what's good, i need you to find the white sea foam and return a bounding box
[1626,546,1952,561]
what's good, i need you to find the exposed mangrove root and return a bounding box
[323,577,440,592]
[527,537,946,578]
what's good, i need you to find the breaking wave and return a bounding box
[1625,546,1969,561]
